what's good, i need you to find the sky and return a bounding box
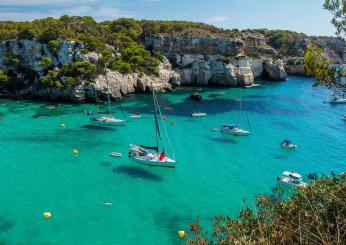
[0,0,336,36]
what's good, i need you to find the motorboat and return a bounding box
[277,171,307,187]
[220,124,250,136]
[191,112,207,117]
[245,83,262,88]
[327,97,346,104]
[129,87,177,168]
[280,140,297,149]
[130,113,141,118]
[110,152,122,157]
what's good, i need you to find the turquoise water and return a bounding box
[0,76,345,244]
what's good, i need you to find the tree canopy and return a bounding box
[187,173,346,244]
[303,0,346,94]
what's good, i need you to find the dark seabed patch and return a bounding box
[153,208,192,244]
[272,120,297,130]
[209,136,237,144]
[100,161,112,167]
[270,153,290,161]
[81,125,115,131]
[0,217,14,233]
[113,166,162,182]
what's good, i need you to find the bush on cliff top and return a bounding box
[187,173,346,245]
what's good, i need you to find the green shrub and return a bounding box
[39,56,53,67]
[48,40,59,52]
[18,28,36,40]
[0,70,10,88]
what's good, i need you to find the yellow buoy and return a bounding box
[73,149,78,155]
[178,230,186,238]
[60,123,65,128]
[43,212,52,219]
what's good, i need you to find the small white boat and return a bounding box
[110,152,122,157]
[327,97,346,104]
[277,171,307,187]
[280,140,297,149]
[245,83,261,88]
[342,115,346,121]
[220,124,250,136]
[91,113,126,126]
[191,112,207,117]
[130,113,141,118]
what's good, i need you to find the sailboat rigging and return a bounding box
[220,93,251,136]
[129,86,176,168]
[90,65,126,126]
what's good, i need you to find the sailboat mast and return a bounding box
[152,87,160,151]
[105,64,112,116]
[153,89,175,160]
[237,93,242,127]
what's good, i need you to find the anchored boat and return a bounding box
[191,112,207,117]
[129,87,176,168]
[327,97,346,104]
[280,140,297,149]
[220,94,251,136]
[277,171,307,187]
[90,65,126,126]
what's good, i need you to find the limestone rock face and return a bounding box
[284,57,305,76]
[263,60,288,81]
[144,35,245,58]
[250,59,264,79]
[89,58,179,101]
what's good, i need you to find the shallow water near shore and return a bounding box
[0,76,345,244]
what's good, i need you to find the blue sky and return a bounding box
[0,0,336,36]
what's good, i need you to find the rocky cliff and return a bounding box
[144,35,287,87]
[0,32,345,102]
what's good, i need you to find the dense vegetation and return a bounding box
[304,0,346,94]
[186,173,346,244]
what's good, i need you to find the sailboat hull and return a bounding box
[129,156,177,168]
[91,119,125,126]
[220,128,250,136]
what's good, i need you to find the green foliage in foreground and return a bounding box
[301,0,346,94]
[187,173,346,245]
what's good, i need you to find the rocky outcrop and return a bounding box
[0,39,180,101]
[263,60,287,81]
[284,57,305,76]
[144,35,289,84]
[144,35,244,59]
[87,57,178,101]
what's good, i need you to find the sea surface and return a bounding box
[0,76,345,245]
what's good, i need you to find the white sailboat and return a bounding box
[90,65,125,126]
[129,87,176,168]
[220,94,251,136]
